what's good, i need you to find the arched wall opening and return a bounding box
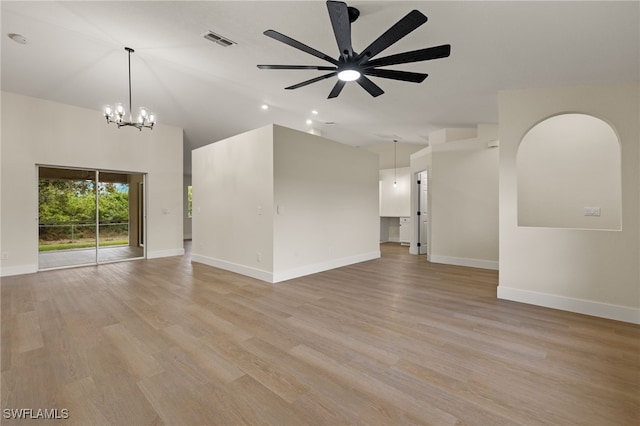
[517,113,621,230]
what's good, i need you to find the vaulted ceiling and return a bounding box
[2,1,638,173]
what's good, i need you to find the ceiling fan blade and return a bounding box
[327,1,353,60]
[365,69,428,83]
[258,65,337,70]
[356,10,427,63]
[365,44,451,68]
[328,80,346,98]
[264,30,339,65]
[357,76,384,97]
[285,72,338,90]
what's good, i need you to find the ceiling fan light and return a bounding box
[104,105,113,118]
[338,69,361,81]
[115,103,125,117]
[139,107,148,118]
[148,113,156,124]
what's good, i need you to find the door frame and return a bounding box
[412,169,429,255]
[36,164,147,270]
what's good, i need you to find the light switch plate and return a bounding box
[584,207,601,217]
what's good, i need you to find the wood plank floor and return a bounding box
[2,243,638,425]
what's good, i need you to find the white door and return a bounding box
[418,171,428,254]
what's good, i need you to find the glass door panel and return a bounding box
[97,172,145,263]
[38,167,97,269]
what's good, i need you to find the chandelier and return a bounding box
[103,47,156,130]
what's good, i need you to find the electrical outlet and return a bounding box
[584,207,601,217]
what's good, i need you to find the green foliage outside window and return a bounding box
[38,179,129,242]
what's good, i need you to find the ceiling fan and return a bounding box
[257,0,451,99]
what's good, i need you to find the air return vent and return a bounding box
[203,31,236,47]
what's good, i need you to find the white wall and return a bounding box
[429,139,499,269]
[191,124,379,284]
[272,125,379,282]
[409,127,499,270]
[191,125,275,281]
[428,127,477,145]
[379,167,411,217]
[499,83,640,323]
[0,92,184,276]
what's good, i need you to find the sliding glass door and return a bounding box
[97,172,145,263]
[38,166,146,270]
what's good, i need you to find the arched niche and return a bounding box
[517,113,621,230]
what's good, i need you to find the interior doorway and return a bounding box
[416,170,428,254]
[38,166,146,270]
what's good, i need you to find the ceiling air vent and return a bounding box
[203,31,236,47]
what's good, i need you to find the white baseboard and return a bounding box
[147,248,185,259]
[498,286,640,324]
[191,254,273,283]
[428,254,498,270]
[272,251,381,283]
[191,251,381,284]
[0,264,38,277]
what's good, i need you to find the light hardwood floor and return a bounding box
[2,243,638,425]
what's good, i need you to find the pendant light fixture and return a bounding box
[104,47,156,130]
[393,139,398,188]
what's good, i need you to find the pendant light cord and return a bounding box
[126,47,134,120]
[394,140,397,185]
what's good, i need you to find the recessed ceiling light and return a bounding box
[306,119,312,125]
[311,110,318,115]
[8,33,27,45]
[261,104,269,110]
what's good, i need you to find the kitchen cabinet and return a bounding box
[399,217,411,245]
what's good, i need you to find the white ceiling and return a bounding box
[2,1,638,173]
